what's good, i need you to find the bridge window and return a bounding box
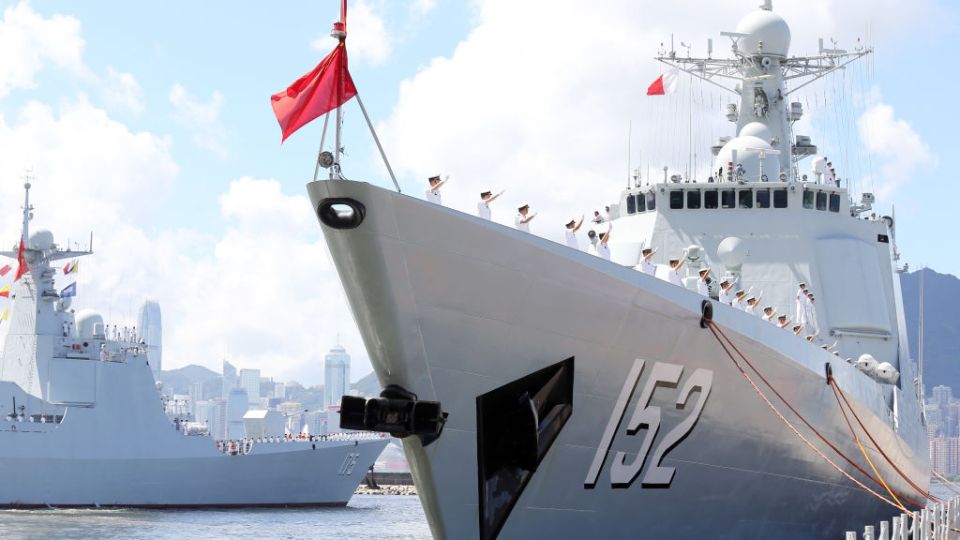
[687,190,701,209]
[816,191,827,211]
[721,190,735,209]
[756,189,770,208]
[669,191,683,209]
[803,190,815,209]
[626,194,636,214]
[738,190,753,209]
[646,191,656,211]
[829,193,840,213]
[773,189,788,208]
[704,190,718,209]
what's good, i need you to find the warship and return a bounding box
[307,2,929,537]
[0,181,387,507]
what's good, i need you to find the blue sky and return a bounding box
[0,0,955,385]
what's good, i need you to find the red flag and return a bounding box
[0,264,10,277]
[646,70,678,96]
[14,239,27,281]
[271,43,357,142]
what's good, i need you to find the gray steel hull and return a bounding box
[308,179,930,539]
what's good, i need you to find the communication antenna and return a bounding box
[919,267,925,399]
[626,121,632,189]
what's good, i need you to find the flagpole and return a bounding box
[312,112,331,182]
[355,92,401,193]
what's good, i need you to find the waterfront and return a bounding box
[0,495,430,540]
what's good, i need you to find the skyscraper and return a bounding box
[239,368,261,405]
[222,360,237,399]
[323,344,351,409]
[137,299,162,382]
[226,388,249,439]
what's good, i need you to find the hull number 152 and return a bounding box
[583,359,713,489]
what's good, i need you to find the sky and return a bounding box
[0,0,955,386]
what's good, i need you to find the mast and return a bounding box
[21,174,33,245]
[331,1,347,181]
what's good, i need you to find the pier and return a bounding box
[846,496,960,539]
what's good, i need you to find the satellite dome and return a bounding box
[717,237,747,270]
[739,122,772,140]
[735,9,791,57]
[713,135,781,183]
[29,230,54,251]
[76,309,104,339]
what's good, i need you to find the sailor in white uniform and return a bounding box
[761,306,776,322]
[795,283,808,325]
[477,189,504,221]
[777,314,790,329]
[806,293,819,334]
[792,324,804,336]
[662,257,684,286]
[564,216,584,250]
[718,279,736,305]
[732,290,748,310]
[595,226,613,261]
[515,204,536,232]
[425,175,448,205]
[636,248,657,276]
[744,295,760,315]
[696,268,711,296]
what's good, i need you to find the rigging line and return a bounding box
[829,379,910,512]
[705,323,902,510]
[933,470,960,495]
[832,379,939,503]
[707,320,922,506]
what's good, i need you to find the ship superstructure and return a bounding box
[306,2,929,538]
[0,181,387,507]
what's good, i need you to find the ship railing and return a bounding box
[214,431,387,454]
[844,495,960,539]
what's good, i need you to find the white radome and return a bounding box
[713,134,781,182]
[75,309,104,338]
[735,9,791,57]
[29,230,54,251]
[739,122,772,140]
[855,353,878,374]
[874,362,900,384]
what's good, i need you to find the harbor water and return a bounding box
[0,495,430,540]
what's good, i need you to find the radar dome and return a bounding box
[855,354,878,374]
[735,9,791,57]
[76,310,104,339]
[29,230,54,251]
[874,362,900,384]
[717,237,747,270]
[713,135,781,183]
[739,122,772,140]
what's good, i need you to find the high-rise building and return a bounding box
[239,368,261,405]
[137,299,162,382]
[933,385,954,407]
[226,388,248,439]
[222,360,237,398]
[323,344,351,409]
[197,399,227,440]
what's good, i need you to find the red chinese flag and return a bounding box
[271,43,357,142]
[647,74,665,96]
[14,239,27,281]
[0,264,10,277]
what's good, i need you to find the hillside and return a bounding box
[901,268,960,396]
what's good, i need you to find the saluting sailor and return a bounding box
[425,175,448,205]
[795,283,808,325]
[761,306,776,322]
[564,216,584,250]
[718,279,736,305]
[477,189,504,221]
[733,290,748,310]
[744,295,760,315]
[792,324,804,336]
[777,314,790,329]
[595,225,613,261]
[696,268,711,296]
[663,257,684,286]
[515,204,536,232]
[636,248,657,276]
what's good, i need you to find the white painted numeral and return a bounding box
[338,452,360,476]
[585,360,713,489]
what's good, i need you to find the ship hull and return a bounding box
[0,435,387,508]
[308,179,930,539]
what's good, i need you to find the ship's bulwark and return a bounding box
[310,179,929,540]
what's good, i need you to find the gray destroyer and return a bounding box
[308,2,930,538]
[0,181,387,508]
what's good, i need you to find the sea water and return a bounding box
[0,495,430,540]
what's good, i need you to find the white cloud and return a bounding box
[168,83,228,158]
[378,0,939,243]
[410,0,437,17]
[100,66,144,115]
[858,98,935,199]
[0,1,89,97]
[312,0,391,66]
